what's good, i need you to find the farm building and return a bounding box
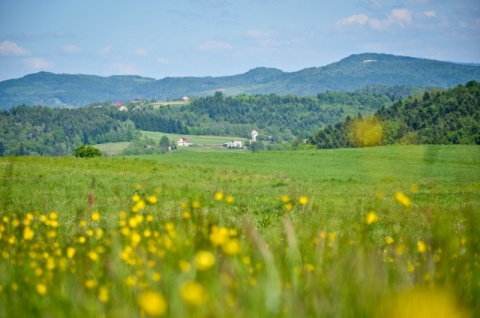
[177,137,191,147]
[223,141,244,149]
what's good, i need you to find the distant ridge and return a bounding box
[1,53,480,109]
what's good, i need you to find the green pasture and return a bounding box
[95,132,248,156]
[1,145,479,317]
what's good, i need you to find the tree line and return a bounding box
[308,81,480,148]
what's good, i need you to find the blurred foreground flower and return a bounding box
[378,287,469,318]
[138,290,167,317]
[395,192,411,207]
[180,281,208,306]
[365,211,379,225]
[194,250,216,270]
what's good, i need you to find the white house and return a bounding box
[251,130,259,142]
[182,96,190,102]
[223,141,243,149]
[177,137,191,146]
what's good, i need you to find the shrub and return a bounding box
[74,145,102,158]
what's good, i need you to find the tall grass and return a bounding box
[0,145,478,317]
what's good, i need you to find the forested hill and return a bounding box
[2,53,480,109]
[308,81,480,148]
[0,90,392,156]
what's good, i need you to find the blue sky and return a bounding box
[0,0,479,81]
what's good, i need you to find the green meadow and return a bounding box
[1,145,479,317]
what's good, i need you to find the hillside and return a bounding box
[1,53,480,109]
[0,90,391,156]
[308,81,480,148]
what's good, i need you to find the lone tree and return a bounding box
[159,135,170,150]
[74,145,102,158]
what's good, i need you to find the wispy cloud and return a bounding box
[0,41,30,56]
[24,57,54,70]
[62,44,81,54]
[337,9,413,30]
[134,48,149,57]
[336,14,369,26]
[424,11,436,18]
[100,45,113,57]
[196,40,232,51]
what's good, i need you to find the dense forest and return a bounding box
[1,81,478,156]
[184,91,392,140]
[0,106,138,156]
[308,81,480,148]
[0,90,393,156]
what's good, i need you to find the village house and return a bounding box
[177,137,191,147]
[223,141,243,149]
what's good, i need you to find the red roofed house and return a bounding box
[177,137,191,147]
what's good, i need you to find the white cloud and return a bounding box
[62,44,81,54]
[424,11,436,18]
[0,41,30,56]
[100,45,112,56]
[391,9,412,25]
[196,40,232,51]
[337,9,413,30]
[336,14,369,26]
[134,48,148,57]
[24,58,54,70]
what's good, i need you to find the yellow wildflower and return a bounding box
[49,211,58,220]
[417,241,427,253]
[226,195,234,203]
[88,251,98,261]
[222,239,241,256]
[179,260,191,273]
[36,283,47,295]
[365,211,379,225]
[214,191,224,201]
[194,250,216,270]
[23,227,35,240]
[209,226,229,247]
[395,192,411,207]
[147,195,158,204]
[284,203,293,211]
[378,287,468,318]
[91,211,100,221]
[85,279,98,289]
[98,286,109,303]
[299,196,308,205]
[192,200,201,209]
[280,195,289,203]
[138,290,167,317]
[67,247,76,259]
[385,236,395,245]
[180,281,208,306]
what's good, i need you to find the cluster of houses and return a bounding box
[176,130,259,149]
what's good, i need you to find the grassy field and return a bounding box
[1,145,479,317]
[95,132,248,156]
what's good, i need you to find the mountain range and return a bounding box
[1,53,480,109]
